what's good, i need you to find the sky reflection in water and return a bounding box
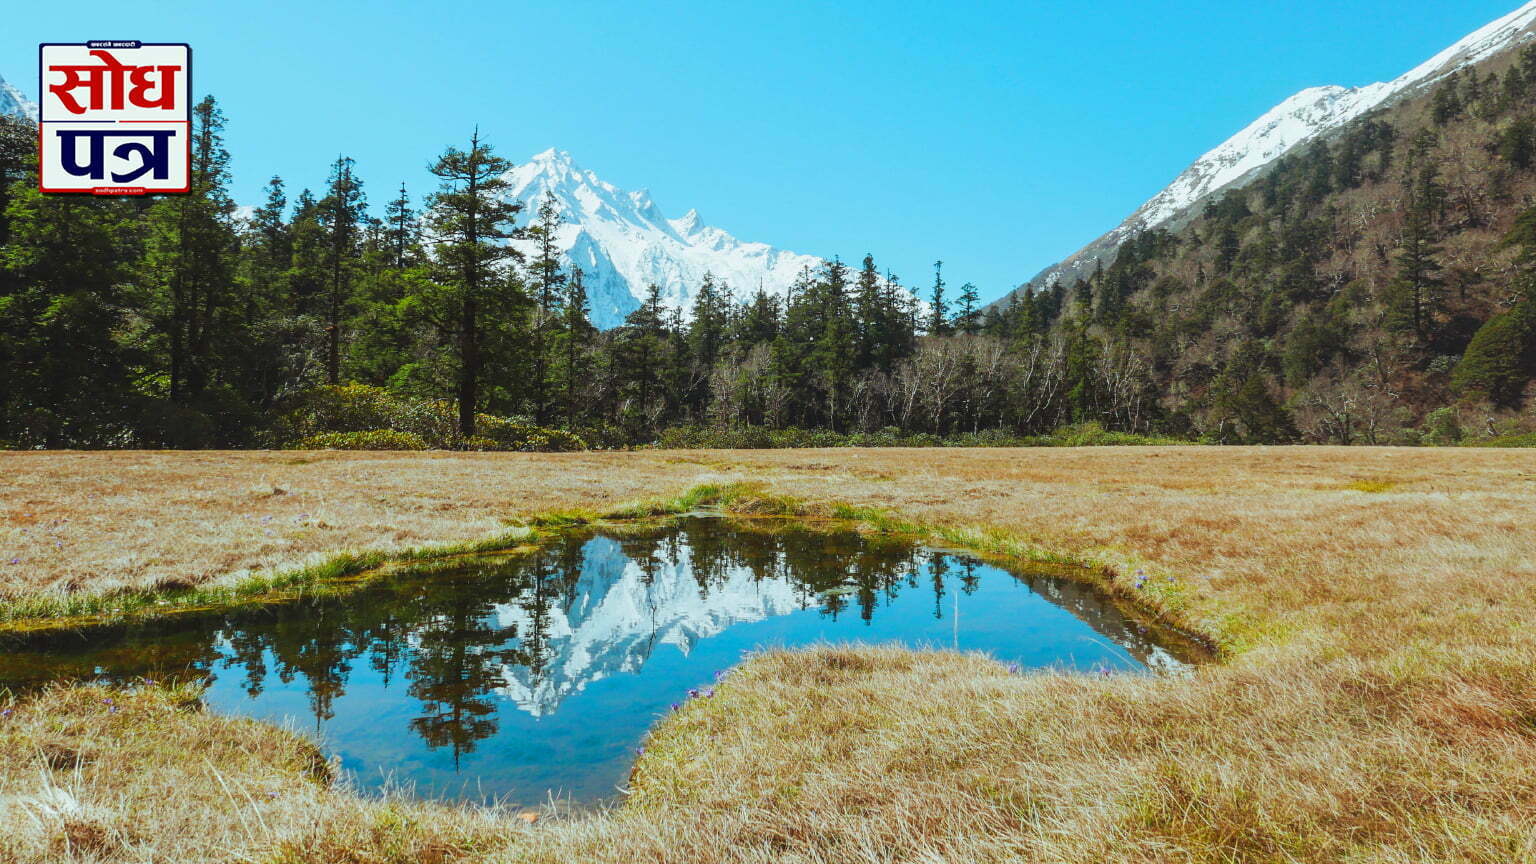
[1,518,1195,804]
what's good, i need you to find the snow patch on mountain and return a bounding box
[503,149,828,329]
[0,71,37,121]
[1010,1,1536,299]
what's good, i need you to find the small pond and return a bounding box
[0,517,1203,806]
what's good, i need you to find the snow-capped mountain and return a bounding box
[1000,1,1536,304]
[489,536,809,717]
[0,71,37,121]
[504,149,828,328]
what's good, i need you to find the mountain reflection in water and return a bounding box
[0,518,1201,804]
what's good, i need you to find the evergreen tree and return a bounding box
[526,192,566,425]
[954,282,981,335]
[1386,162,1445,338]
[141,95,239,421]
[927,260,950,336]
[420,130,523,438]
[319,155,366,384]
[0,189,141,446]
[383,182,418,269]
[559,265,595,425]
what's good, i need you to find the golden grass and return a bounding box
[2,446,1536,862]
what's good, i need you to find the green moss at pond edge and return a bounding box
[0,481,1234,659]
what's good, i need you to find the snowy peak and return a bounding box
[1012,1,1536,297]
[0,71,37,122]
[1131,0,1536,231]
[503,150,826,328]
[670,208,703,237]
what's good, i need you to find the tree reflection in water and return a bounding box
[0,518,1204,801]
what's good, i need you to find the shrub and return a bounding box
[474,415,587,452]
[276,385,585,451]
[1452,303,1536,408]
[293,430,428,451]
[277,384,455,444]
[1422,407,1462,445]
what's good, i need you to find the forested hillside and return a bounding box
[982,43,1536,445]
[2,44,1535,449]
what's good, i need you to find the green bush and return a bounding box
[1452,303,1536,408]
[294,429,429,451]
[278,384,455,444]
[277,385,585,451]
[474,415,587,452]
[1422,407,1463,445]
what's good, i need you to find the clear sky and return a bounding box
[1,0,1526,302]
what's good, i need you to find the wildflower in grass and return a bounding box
[701,688,715,698]
[1,708,12,718]
[670,702,681,711]
[1007,662,1020,675]
[8,558,17,565]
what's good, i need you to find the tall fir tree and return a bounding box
[421,130,523,438]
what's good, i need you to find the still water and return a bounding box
[0,517,1199,805]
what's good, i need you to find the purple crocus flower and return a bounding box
[669,702,681,712]
[686,688,699,699]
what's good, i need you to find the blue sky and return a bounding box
[2,1,1524,302]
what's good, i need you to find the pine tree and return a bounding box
[853,253,883,366]
[687,273,730,414]
[811,258,856,428]
[319,155,367,384]
[954,282,981,335]
[560,266,594,425]
[142,95,238,413]
[421,130,523,438]
[526,192,567,425]
[1387,162,1445,337]
[927,260,950,336]
[383,182,418,269]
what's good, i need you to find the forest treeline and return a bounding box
[3,47,1536,450]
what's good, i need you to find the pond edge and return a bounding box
[0,481,1234,659]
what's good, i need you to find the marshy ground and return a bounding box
[1,447,1534,862]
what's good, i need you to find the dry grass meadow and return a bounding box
[1,446,1535,862]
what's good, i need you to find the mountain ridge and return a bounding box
[994,0,1536,308]
[503,149,829,329]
